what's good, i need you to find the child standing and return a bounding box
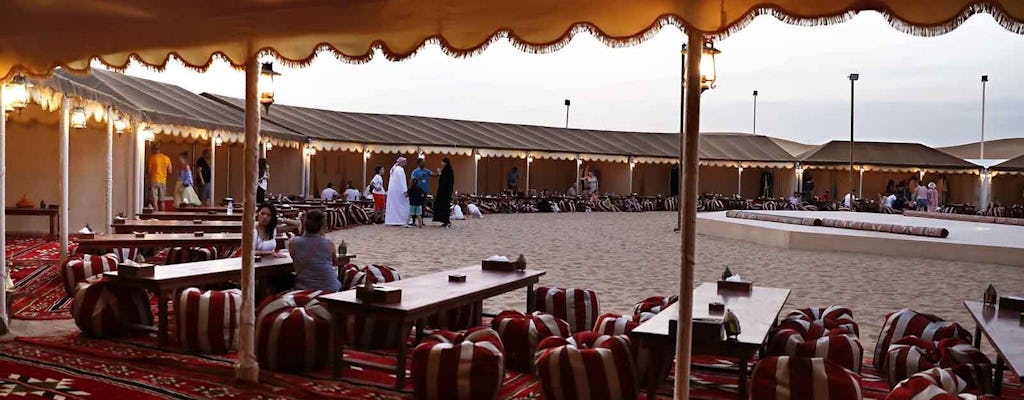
[408,178,426,228]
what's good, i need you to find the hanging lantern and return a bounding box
[70,106,88,129]
[526,156,534,164]
[264,140,273,151]
[304,144,317,156]
[141,125,155,141]
[474,153,482,161]
[113,115,128,134]
[699,39,720,91]
[214,135,224,146]
[363,151,372,160]
[258,62,280,113]
[3,73,32,112]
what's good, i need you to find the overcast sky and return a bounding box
[123,12,1024,148]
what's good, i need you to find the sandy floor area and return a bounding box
[329,211,1024,355]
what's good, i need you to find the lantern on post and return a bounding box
[258,62,280,114]
[140,125,155,141]
[699,39,720,91]
[113,114,128,134]
[2,73,32,113]
[214,135,224,146]
[70,105,88,129]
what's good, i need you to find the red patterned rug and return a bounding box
[9,264,73,320]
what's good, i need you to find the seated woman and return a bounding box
[287,210,342,292]
[255,203,289,257]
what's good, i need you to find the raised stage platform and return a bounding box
[697,210,1024,267]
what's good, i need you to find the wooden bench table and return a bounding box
[964,300,1024,394]
[112,220,243,234]
[104,255,294,346]
[319,265,545,389]
[138,211,244,221]
[631,283,791,400]
[77,233,286,253]
[7,207,59,239]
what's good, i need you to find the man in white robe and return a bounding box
[384,157,411,225]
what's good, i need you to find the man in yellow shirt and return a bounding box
[148,142,172,210]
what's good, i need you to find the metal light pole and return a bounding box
[675,44,687,232]
[981,75,988,161]
[752,90,758,134]
[564,99,571,128]
[848,73,858,208]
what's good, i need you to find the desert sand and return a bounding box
[328,211,1024,356]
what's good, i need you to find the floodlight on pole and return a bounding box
[981,75,988,161]
[564,99,570,128]
[752,90,758,134]
[848,73,859,206]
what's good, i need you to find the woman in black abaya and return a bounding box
[432,158,454,228]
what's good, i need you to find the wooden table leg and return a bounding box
[973,324,981,348]
[737,354,750,400]
[415,319,425,341]
[49,215,55,240]
[395,320,412,390]
[526,284,535,313]
[473,300,483,326]
[331,311,347,379]
[157,290,169,346]
[994,356,1004,395]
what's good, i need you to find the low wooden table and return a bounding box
[7,207,59,239]
[104,255,295,346]
[319,265,545,389]
[964,300,1024,394]
[112,220,242,234]
[77,233,286,252]
[138,211,244,221]
[631,283,791,400]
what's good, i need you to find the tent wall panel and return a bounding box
[992,174,1024,205]
[698,166,737,196]
[584,160,629,195]
[266,147,302,196]
[634,163,672,196]
[478,157,526,195]
[529,158,575,194]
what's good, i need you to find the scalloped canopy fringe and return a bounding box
[0,1,1022,80]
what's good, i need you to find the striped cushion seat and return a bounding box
[594,313,642,335]
[633,295,678,317]
[534,287,600,333]
[873,309,970,371]
[751,356,863,400]
[338,264,366,290]
[256,289,330,372]
[886,368,970,400]
[535,332,638,400]
[72,279,153,338]
[108,248,144,263]
[411,328,505,400]
[491,310,571,372]
[62,254,120,296]
[782,306,859,337]
[769,329,864,373]
[166,246,219,265]
[884,336,991,390]
[938,339,992,392]
[347,205,371,225]
[175,288,241,354]
[346,265,405,348]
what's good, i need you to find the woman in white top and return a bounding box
[371,165,386,212]
[255,204,287,257]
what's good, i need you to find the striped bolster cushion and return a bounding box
[633,295,677,317]
[884,336,941,386]
[937,339,991,392]
[750,356,863,400]
[176,287,241,354]
[769,330,864,373]
[338,264,366,290]
[255,289,331,372]
[108,248,144,263]
[534,332,638,400]
[491,310,570,373]
[72,279,153,338]
[411,327,505,400]
[783,306,859,337]
[63,254,120,297]
[886,367,969,400]
[872,309,970,370]
[534,287,600,333]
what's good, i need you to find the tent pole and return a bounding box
[105,108,114,234]
[210,138,216,206]
[525,156,531,194]
[235,43,260,383]
[473,150,479,195]
[737,166,743,197]
[59,96,70,264]
[0,88,8,335]
[675,33,703,400]
[362,147,368,192]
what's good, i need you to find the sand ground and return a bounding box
[328,211,1024,357]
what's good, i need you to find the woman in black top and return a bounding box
[432,158,455,228]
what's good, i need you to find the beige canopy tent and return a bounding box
[3,2,1023,397]
[991,155,1024,205]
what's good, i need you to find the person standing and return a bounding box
[927,182,939,212]
[175,152,201,206]
[409,178,426,228]
[195,149,212,206]
[507,167,519,193]
[321,182,339,201]
[371,166,386,212]
[147,142,172,210]
[914,182,929,210]
[432,158,454,228]
[411,157,432,195]
[385,157,411,225]
[257,158,269,204]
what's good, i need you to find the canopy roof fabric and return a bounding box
[938,138,1024,160]
[798,140,979,169]
[2,1,1023,80]
[39,69,302,141]
[205,94,797,162]
[992,153,1024,171]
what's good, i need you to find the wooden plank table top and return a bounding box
[320,265,545,389]
[631,282,791,400]
[112,219,242,234]
[138,211,244,221]
[77,233,286,251]
[6,207,60,239]
[964,300,1024,393]
[105,255,294,346]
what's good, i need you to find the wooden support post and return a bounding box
[235,45,260,383]
[59,97,70,264]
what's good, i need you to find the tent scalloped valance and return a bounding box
[581,154,629,163]
[478,148,527,159]
[313,140,364,153]
[420,146,473,156]
[530,151,578,161]
[2,1,1022,80]
[366,144,419,155]
[802,164,980,174]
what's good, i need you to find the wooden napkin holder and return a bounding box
[1000,295,1024,311]
[194,231,205,237]
[717,279,752,293]
[482,260,516,272]
[134,232,146,238]
[192,219,203,224]
[78,232,95,239]
[448,273,467,282]
[118,263,156,278]
[356,285,402,303]
[207,210,218,214]
[113,217,127,225]
[254,255,262,263]
[709,302,725,313]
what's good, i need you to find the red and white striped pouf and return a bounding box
[491,310,571,372]
[166,246,219,265]
[108,248,144,264]
[256,289,331,372]
[535,332,638,400]
[593,313,642,335]
[338,264,366,290]
[175,287,241,354]
[886,367,969,400]
[62,254,120,296]
[633,295,678,316]
[72,279,153,338]
[750,356,863,400]
[782,305,859,337]
[345,265,405,348]
[533,287,600,333]
[872,309,970,370]
[883,336,991,390]
[768,329,864,373]
[411,327,505,400]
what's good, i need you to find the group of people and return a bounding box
[364,156,455,228]
[880,180,941,212]
[253,203,343,292]
[147,142,271,209]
